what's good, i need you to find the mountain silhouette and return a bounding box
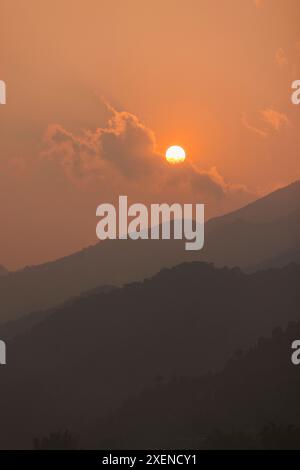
[0,265,8,277]
[0,285,115,341]
[92,318,300,449]
[0,180,299,324]
[200,180,300,269]
[248,250,300,272]
[0,262,299,448]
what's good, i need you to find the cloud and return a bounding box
[99,105,157,179]
[253,0,264,8]
[242,113,268,138]
[44,105,158,181]
[242,108,289,137]
[43,102,254,214]
[261,108,289,131]
[275,48,288,67]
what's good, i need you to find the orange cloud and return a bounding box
[275,48,288,67]
[242,108,289,137]
[43,102,254,213]
[242,114,268,138]
[253,0,264,8]
[261,108,289,131]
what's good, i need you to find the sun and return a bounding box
[165,145,186,164]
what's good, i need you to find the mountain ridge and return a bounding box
[0,180,299,324]
[0,261,299,448]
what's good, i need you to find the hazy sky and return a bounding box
[1,0,300,269]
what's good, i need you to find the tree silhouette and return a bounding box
[33,430,79,450]
[259,423,300,450]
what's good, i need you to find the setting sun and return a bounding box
[166,145,186,164]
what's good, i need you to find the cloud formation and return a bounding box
[43,102,254,214]
[275,48,288,67]
[44,104,159,181]
[261,108,289,131]
[253,0,264,8]
[242,114,268,138]
[242,108,289,137]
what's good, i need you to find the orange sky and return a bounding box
[1,0,300,269]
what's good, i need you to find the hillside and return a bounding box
[0,262,299,448]
[0,180,299,324]
[92,319,300,449]
[0,265,8,277]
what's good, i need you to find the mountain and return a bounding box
[0,285,115,341]
[199,180,300,269]
[0,262,299,449]
[92,319,300,449]
[0,265,8,277]
[210,179,300,227]
[0,237,190,324]
[0,180,299,324]
[249,250,300,272]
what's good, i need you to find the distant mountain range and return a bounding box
[0,265,8,277]
[93,316,300,449]
[0,180,299,324]
[0,261,299,448]
[202,180,300,270]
